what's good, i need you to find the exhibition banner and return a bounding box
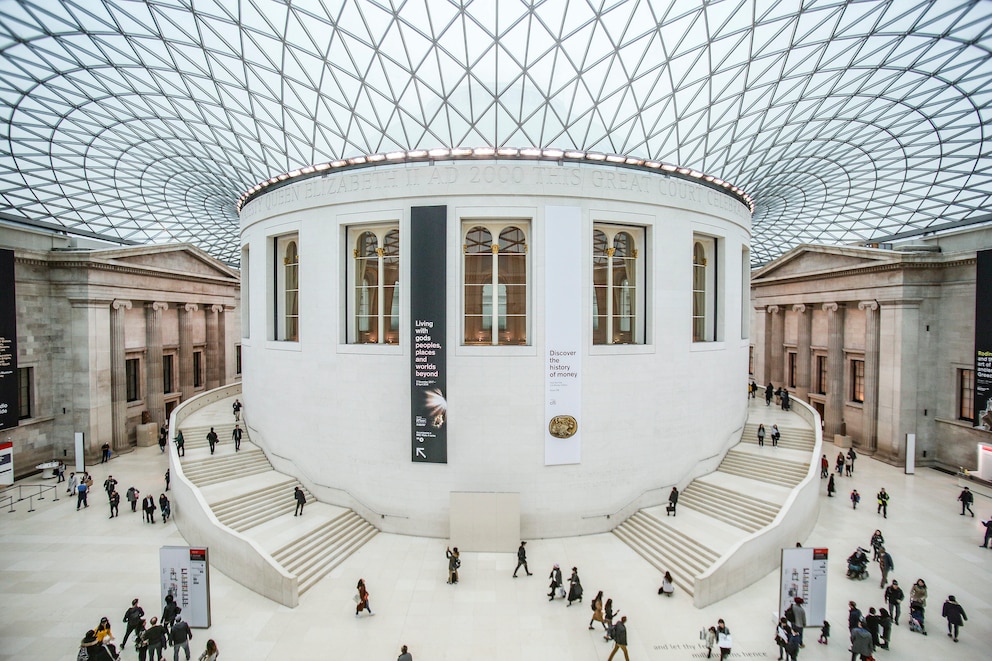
[544,206,582,465]
[0,441,13,486]
[975,249,992,430]
[0,248,17,431]
[779,547,828,627]
[410,205,447,463]
[160,546,211,628]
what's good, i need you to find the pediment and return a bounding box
[754,245,898,281]
[100,244,238,279]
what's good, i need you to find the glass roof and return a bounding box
[1,0,990,265]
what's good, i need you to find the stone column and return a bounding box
[67,298,113,461]
[110,299,132,452]
[793,304,812,401]
[215,305,227,385]
[144,302,168,425]
[206,304,220,390]
[769,305,785,386]
[823,302,846,439]
[859,300,880,452]
[179,303,198,401]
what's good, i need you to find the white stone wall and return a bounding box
[240,161,752,537]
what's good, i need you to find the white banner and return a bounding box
[780,547,828,627]
[160,546,211,628]
[0,440,12,485]
[545,206,582,465]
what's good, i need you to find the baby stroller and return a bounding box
[908,601,927,635]
[846,547,870,580]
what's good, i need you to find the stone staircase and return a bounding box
[612,510,720,598]
[678,479,779,532]
[176,400,378,599]
[613,402,815,600]
[271,511,379,594]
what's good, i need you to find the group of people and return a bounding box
[756,423,781,447]
[546,563,584,605]
[79,595,218,661]
[822,448,860,499]
[758,382,791,410]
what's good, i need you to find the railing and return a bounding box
[691,397,823,608]
[1,483,62,512]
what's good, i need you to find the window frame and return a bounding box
[162,353,175,394]
[462,219,530,346]
[815,354,828,395]
[272,233,300,342]
[193,350,203,389]
[959,368,975,422]
[347,223,401,344]
[592,223,645,345]
[125,357,141,403]
[692,234,719,342]
[17,366,33,419]
[851,358,865,403]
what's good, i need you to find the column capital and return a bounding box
[858,300,879,312]
[792,303,808,314]
[146,301,169,312]
[822,302,839,313]
[112,299,132,311]
[766,305,781,314]
[211,304,225,314]
[184,303,199,313]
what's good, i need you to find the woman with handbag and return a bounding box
[355,578,374,617]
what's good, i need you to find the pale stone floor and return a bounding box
[1,440,990,661]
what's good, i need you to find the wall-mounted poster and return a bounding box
[0,248,17,431]
[975,250,992,430]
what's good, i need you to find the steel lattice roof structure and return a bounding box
[1,0,991,266]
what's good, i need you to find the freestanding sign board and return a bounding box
[0,248,18,431]
[160,546,211,628]
[410,205,447,464]
[780,546,828,627]
[0,440,13,486]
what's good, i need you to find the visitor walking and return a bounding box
[175,430,185,457]
[547,563,562,599]
[785,597,806,647]
[566,566,582,606]
[589,590,605,631]
[836,452,845,475]
[76,480,89,510]
[142,494,156,523]
[198,639,219,661]
[165,468,170,491]
[820,454,828,478]
[108,489,120,518]
[121,598,145,647]
[233,398,242,421]
[958,486,974,516]
[884,579,904,625]
[850,620,874,661]
[716,619,732,660]
[876,487,889,518]
[757,424,766,447]
[771,424,780,446]
[827,474,836,497]
[941,595,966,642]
[446,546,460,584]
[850,489,860,510]
[765,382,774,406]
[607,616,629,661]
[981,516,992,548]
[159,493,171,523]
[397,644,413,661]
[169,615,193,661]
[232,424,242,452]
[355,578,374,616]
[206,427,218,454]
[293,486,306,516]
[878,547,893,588]
[126,486,139,512]
[870,530,884,561]
[846,447,857,475]
[668,486,679,515]
[512,540,531,577]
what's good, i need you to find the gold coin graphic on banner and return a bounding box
[548,415,578,438]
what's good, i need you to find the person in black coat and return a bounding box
[566,567,583,606]
[547,564,562,600]
[512,541,531,577]
[941,595,967,642]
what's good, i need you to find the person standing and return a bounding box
[846,447,857,475]
[876,487,889,518]
[547,563,562,599]
[169,615,193,661]
[101,442,111,463]
[67,471,77,495]
[607,615,629,661]
[864,607,881,648]
[850,489,860,509]
[158,427,167,453]
[716,619,732,660]
[820,454,828,477]
[827,474,836,497]
[869,530,885,561]
[206,427,218,455]
[786,597,806,648]
[774,619,790,660]
[878,608,892,649]
[981,516,992,548]
[127,486,140,513]
[232,398,242,421]
[765,382,774,406]
[175,430,185,457]
[293,486,306,516]
[878,547,893,588]
[884,579,904,625]
[705,625,719,659]
[849,620,874,661]
[749,379,757,398]
[941,595,966,642]
[232,424,242,452]
[668,486,679,516]
[847,602,862,632]
[76,479,89,510]
[771,424,780,447]
[142,494,157,523]
[56,461,65,482]
[512,541,531,577]
[159,493,171,523]
[757,424,766,447]
[446,546,460,584]
[397,645,413,661]
[566,566,582,606]
[103,475,117,500]
[121,598,145,647]
[198,639,219,661]
[588,590,605,631]
[781,388,790,410]
[957,486,974,516]
[165,468,170,491]
[109,489,120,518]
[355,578,374,616]
[145,616,166,661]
[836,452,845,475]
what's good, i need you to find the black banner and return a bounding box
[410,206,447,463]
[975,249,992,430]
[0,249,18,430]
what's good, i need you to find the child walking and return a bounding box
[818,620,830,644]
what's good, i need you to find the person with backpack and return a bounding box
[169,615,193,661]
[162,594,181,633]
[446,546,460,584]
[121,598,145,647]
[785,597,807,647]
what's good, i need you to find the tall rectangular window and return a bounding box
[741,247,750,339]
[236,345,242,375]
[851,359,865,403]
[241,245,250,339]
[125,358,140,402]
[193,351,203,388]
[349,225,400,343]
[17,366,33,419]
[162,354,174,393]
[816,355,827,395]
[593,225,644,344]
[692,234,719,342]
[464,221,529,345]
[959,368,975,421]
[274,234,299,341]
[788,352,797,388]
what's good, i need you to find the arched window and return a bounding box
[692,235,718,342]
[593,225,642,344]
[274,234,299,342]
[350,225,400,344]
[464,222,528,345]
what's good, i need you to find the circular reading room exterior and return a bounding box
[238,152,753,539]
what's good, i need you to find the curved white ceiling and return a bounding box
[1,0,990,265]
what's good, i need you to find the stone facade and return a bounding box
[750,227,992,470]
[1,224,240,476]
